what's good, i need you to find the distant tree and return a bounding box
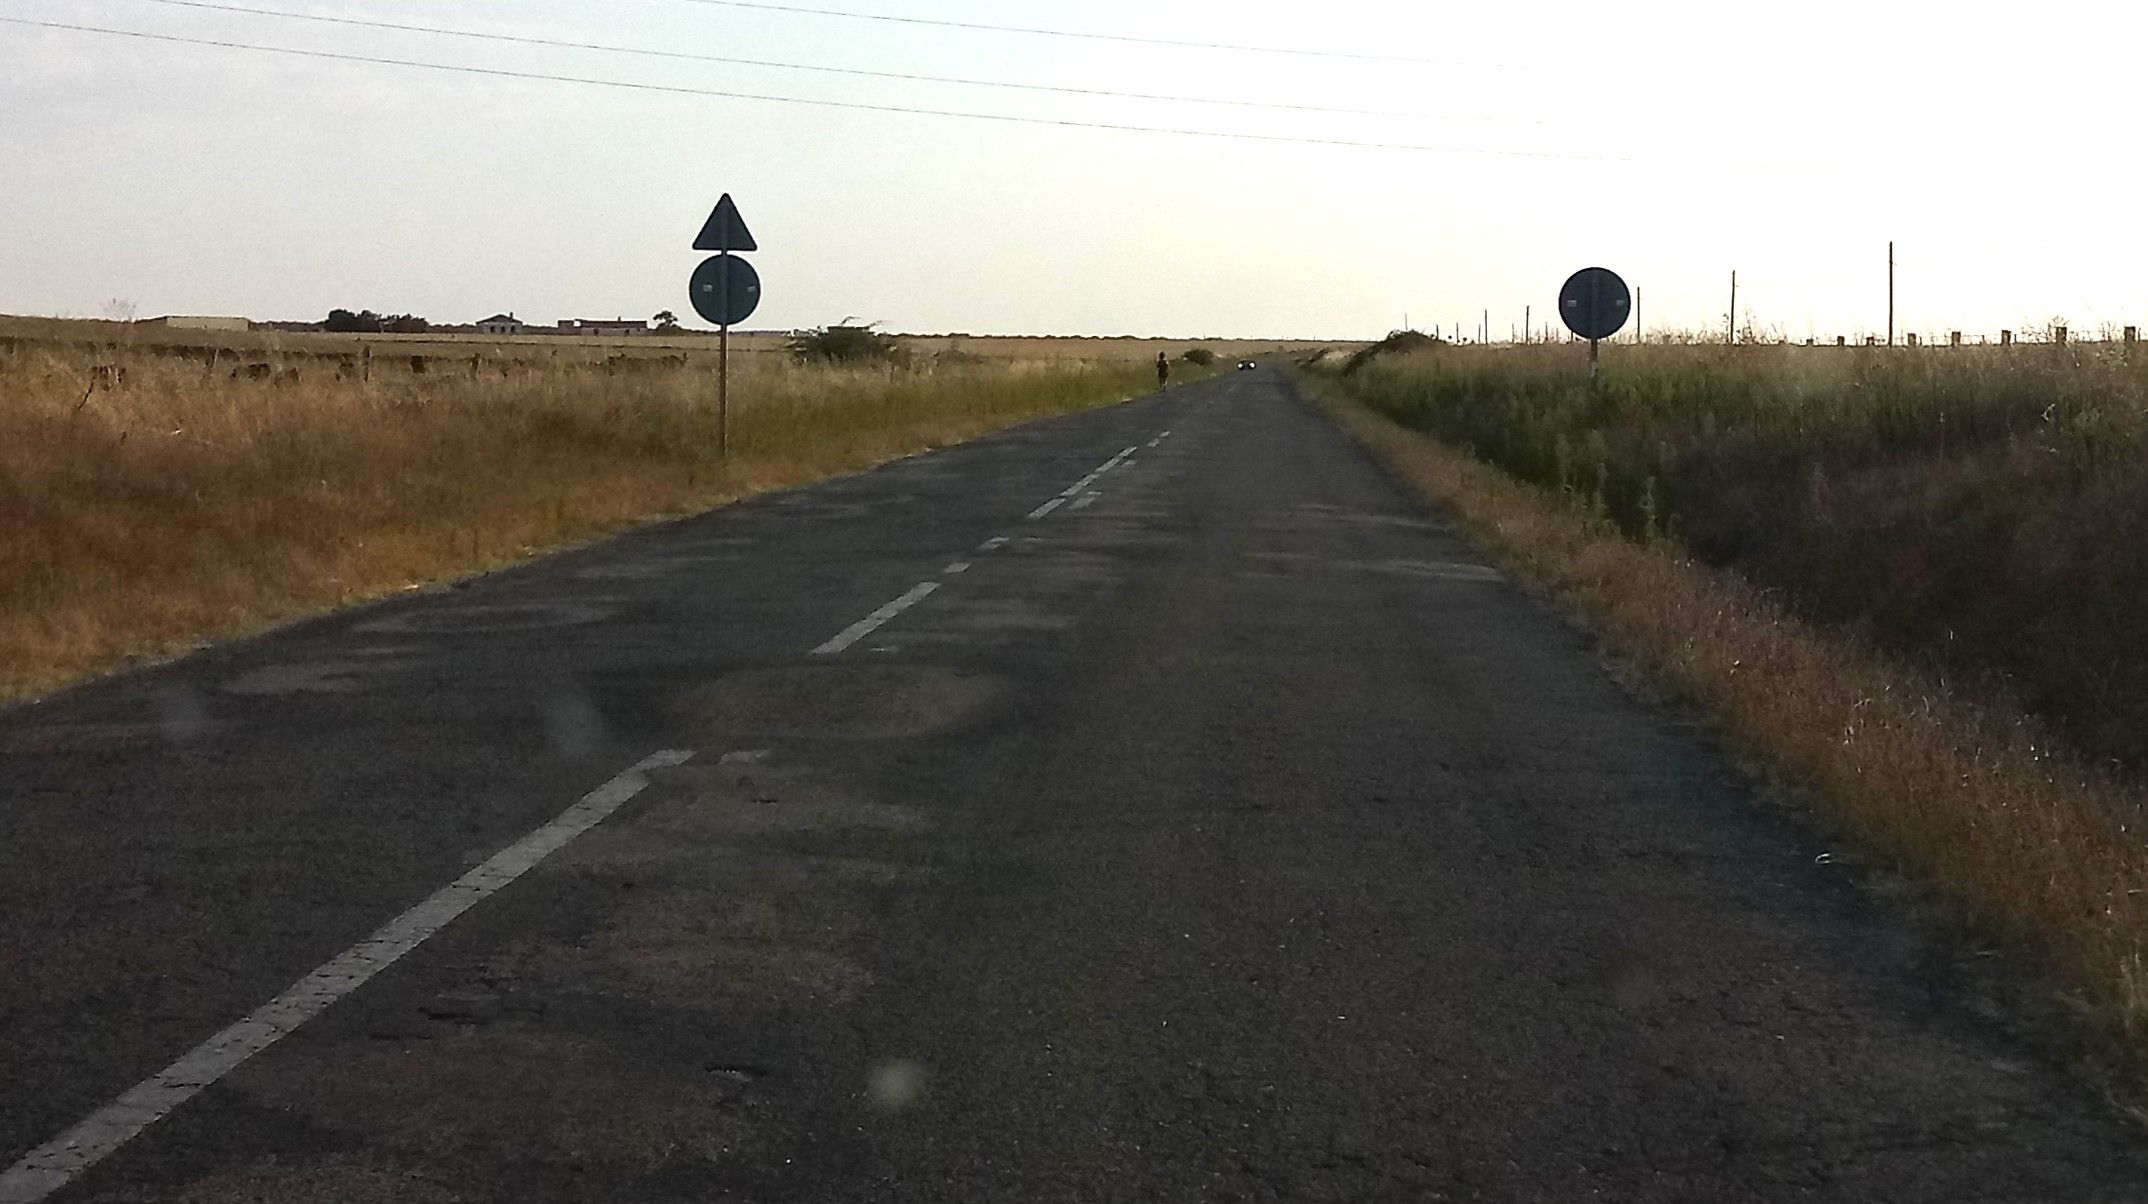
[652,310,680,331]
[325,309,427,333]
[1182,347,1217,366]
[325,308,383,333]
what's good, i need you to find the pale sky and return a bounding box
[1,0,2141,340]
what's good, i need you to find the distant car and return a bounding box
[1236,359,1257,370]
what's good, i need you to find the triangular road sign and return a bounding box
[693,194,757,253]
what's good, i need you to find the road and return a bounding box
[4,369,2146,1202]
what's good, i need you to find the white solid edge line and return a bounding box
[977,536,1009,553]
[943,561,971,574]
[1026,497,1069,520]
[810,581,941,655]
[0,748,695,1204]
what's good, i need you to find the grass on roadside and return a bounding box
[1303,372,2148,1099]
[1335,340,2148,770]
[0,343,1150,700]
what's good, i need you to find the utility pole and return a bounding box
[1635,287,1642,344]
[1482,309,1489,344]
[1887,240,1896,348]
[1525,304,1531,343]
[1728,271,1738,345]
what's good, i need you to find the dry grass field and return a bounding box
[0,314,1361,370]
[1308,341,2148,1094]
[0,327,1173,700]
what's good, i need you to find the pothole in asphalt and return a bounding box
[223,658,414,696]
[677,663,1005,740]
[1,717,234,752]
[759,494,915,521]
[574,541,757,581]
[706,1064,769,1085]
[1341,559,1505,583]
[355,600,616,636]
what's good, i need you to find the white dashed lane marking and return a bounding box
[6,422,1186,1198]
[1034,446,1137,519]
[0,750,696,1204]
[810,582,942,655]
[817,432,1162,654]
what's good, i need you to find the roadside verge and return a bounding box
[1,351,1156,704]
[1302,376,2148,1108]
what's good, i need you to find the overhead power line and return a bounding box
[664,0,1531,70]
[0,16,1629,161]
[121,0,1477,122]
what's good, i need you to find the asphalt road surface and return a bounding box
[6,370,2148,1202]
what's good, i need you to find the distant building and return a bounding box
[559,317,648,337]
[476,312,533,335]
[140,315,249,332]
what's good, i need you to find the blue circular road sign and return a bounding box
[1558,267,1631,341]
[690,254,762,327]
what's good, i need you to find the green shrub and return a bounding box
[789,324,904,366]
[1341,329,1443,375]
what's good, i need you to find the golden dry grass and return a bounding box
[1309,382,2148,1092]
[0,339,1151,699]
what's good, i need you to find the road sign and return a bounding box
[1558,267,1631,341]
[693,194,758,253]
[689,254,761,328]
[689,193,761,459]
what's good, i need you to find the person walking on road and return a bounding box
[1156,351,1170,390]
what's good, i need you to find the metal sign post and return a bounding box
[688,194,762,457]
[719,299,729,454]
[1557,266,1632,387]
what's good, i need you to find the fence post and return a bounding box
[1950,331,1961,347]
[2055,326,2068,347]
[1906,332,1919,347]
[1836,335,1846,347]
[2001,330,2014,346]
[2127,326,2139,346]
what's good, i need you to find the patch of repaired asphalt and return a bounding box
[234,1029,747,1173]
[150,1157,466,1204]
[486,757,931,1010]
[677,663,1005,741]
